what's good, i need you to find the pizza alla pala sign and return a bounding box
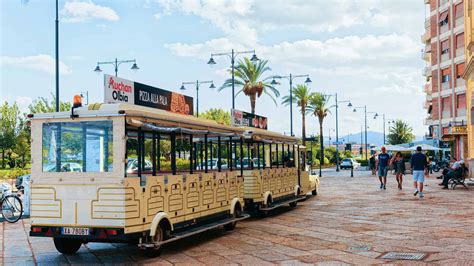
[104,74,193,115]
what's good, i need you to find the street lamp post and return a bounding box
[271,74,311,136]
[327,93,351,172]
[94,58,139,77]
[382,114,396,145]
[207,49,259,110]
[55,0,59,112]
[353,106,378,162]
[180,80,215,117]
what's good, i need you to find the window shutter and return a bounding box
[442,68,451,76]
[455,3,464,18]
[457,63,465,77]
[439,11,449,22]
[442,97,450,110]
[441,39,450,50]
[456,33,464,48]
[457,94,466,109]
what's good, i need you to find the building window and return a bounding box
[455,3,464,19]
[441,39,449,54]
[442,74,450,83]
[439,11,449,26]
[456,63,465,79]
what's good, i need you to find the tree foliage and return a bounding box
[387,119,415,145]
[219,57,279,114]
[282,84,311,145]
[0,102,21,168]
[200,108,231,125]
[307,92,331,165]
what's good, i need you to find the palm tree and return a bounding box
[307,92,331,167]
[282,84,311,145]
[220,58,279,114]
[387,120,415,145]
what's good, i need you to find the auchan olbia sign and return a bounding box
[103,74,194,115]
[104,75,135,104]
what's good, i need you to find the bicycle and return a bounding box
[1,184,23,223]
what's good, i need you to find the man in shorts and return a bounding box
[411,146,428,198]
[377,147,390,190]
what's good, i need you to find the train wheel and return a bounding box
[53,238,82,255]
[144,225,164,257]
[259,196,272,217]
[224,204,241,231]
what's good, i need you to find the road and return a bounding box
[2,170,474,265]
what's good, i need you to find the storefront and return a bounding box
[442,125,468,160]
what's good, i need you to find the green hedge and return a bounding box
[0,168,30,181]
[356,159,368,166]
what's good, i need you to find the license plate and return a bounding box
[62,227,90,236]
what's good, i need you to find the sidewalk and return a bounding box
[2,172,474,265]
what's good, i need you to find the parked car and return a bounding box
[340,158,360,169]
[126,158,153,174]
[44,163,83,172]
[196,159,228,170]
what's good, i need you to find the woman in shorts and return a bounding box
[392,152,405,190]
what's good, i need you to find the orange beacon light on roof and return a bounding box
[73,95,82,108]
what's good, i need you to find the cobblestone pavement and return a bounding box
[2,171,474,265]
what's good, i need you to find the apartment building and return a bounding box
[464,0,473,172]
[423,0,467,160]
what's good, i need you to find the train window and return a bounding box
[42,121,113,173]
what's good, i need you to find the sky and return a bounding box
[0,0,427,139]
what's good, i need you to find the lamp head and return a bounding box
[347,102,352,107]
[305,77,312,83]
[131,63,139,71]
[271,78,279,85]
[94,65,102,73]
[180,84,185,91]
[353,108,357,112]
[209,82,215,89]
[207,56,216,65]
[250,53,259,62]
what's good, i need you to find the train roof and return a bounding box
[30,103,298,143]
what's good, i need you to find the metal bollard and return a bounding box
[351,165,354,177]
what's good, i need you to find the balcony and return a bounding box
[424,118,433,126]
[423,67,432,77]
[421,30,431,43]
[425,43,431,53]
[424,83,432,93]
[441,53,450,62]
[442,110,451,118]
[442,81,450,90]
[457,108,467,116]
[440,25,449,34]
[425,18,430,29]
[456,47,465,57]
[455,17,464,28]
[424,101,431,109]
[421,50,431,61]
[457,78,465,87]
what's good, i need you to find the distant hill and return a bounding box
[324,131,423,146]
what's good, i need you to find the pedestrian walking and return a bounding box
[392,152,405,190]
[376,147,391,190]
[369,154,376,176]
[411,146,428,198]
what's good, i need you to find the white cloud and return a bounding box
[156,0,427,135]
[0,95,33,111]
[61,1,119,23]
[0,54,72,75]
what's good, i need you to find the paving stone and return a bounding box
[3,172,474,264]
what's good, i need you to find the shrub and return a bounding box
[0,168,30,181]
[356,159,368,166]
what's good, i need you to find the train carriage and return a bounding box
[28,101,319,256]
